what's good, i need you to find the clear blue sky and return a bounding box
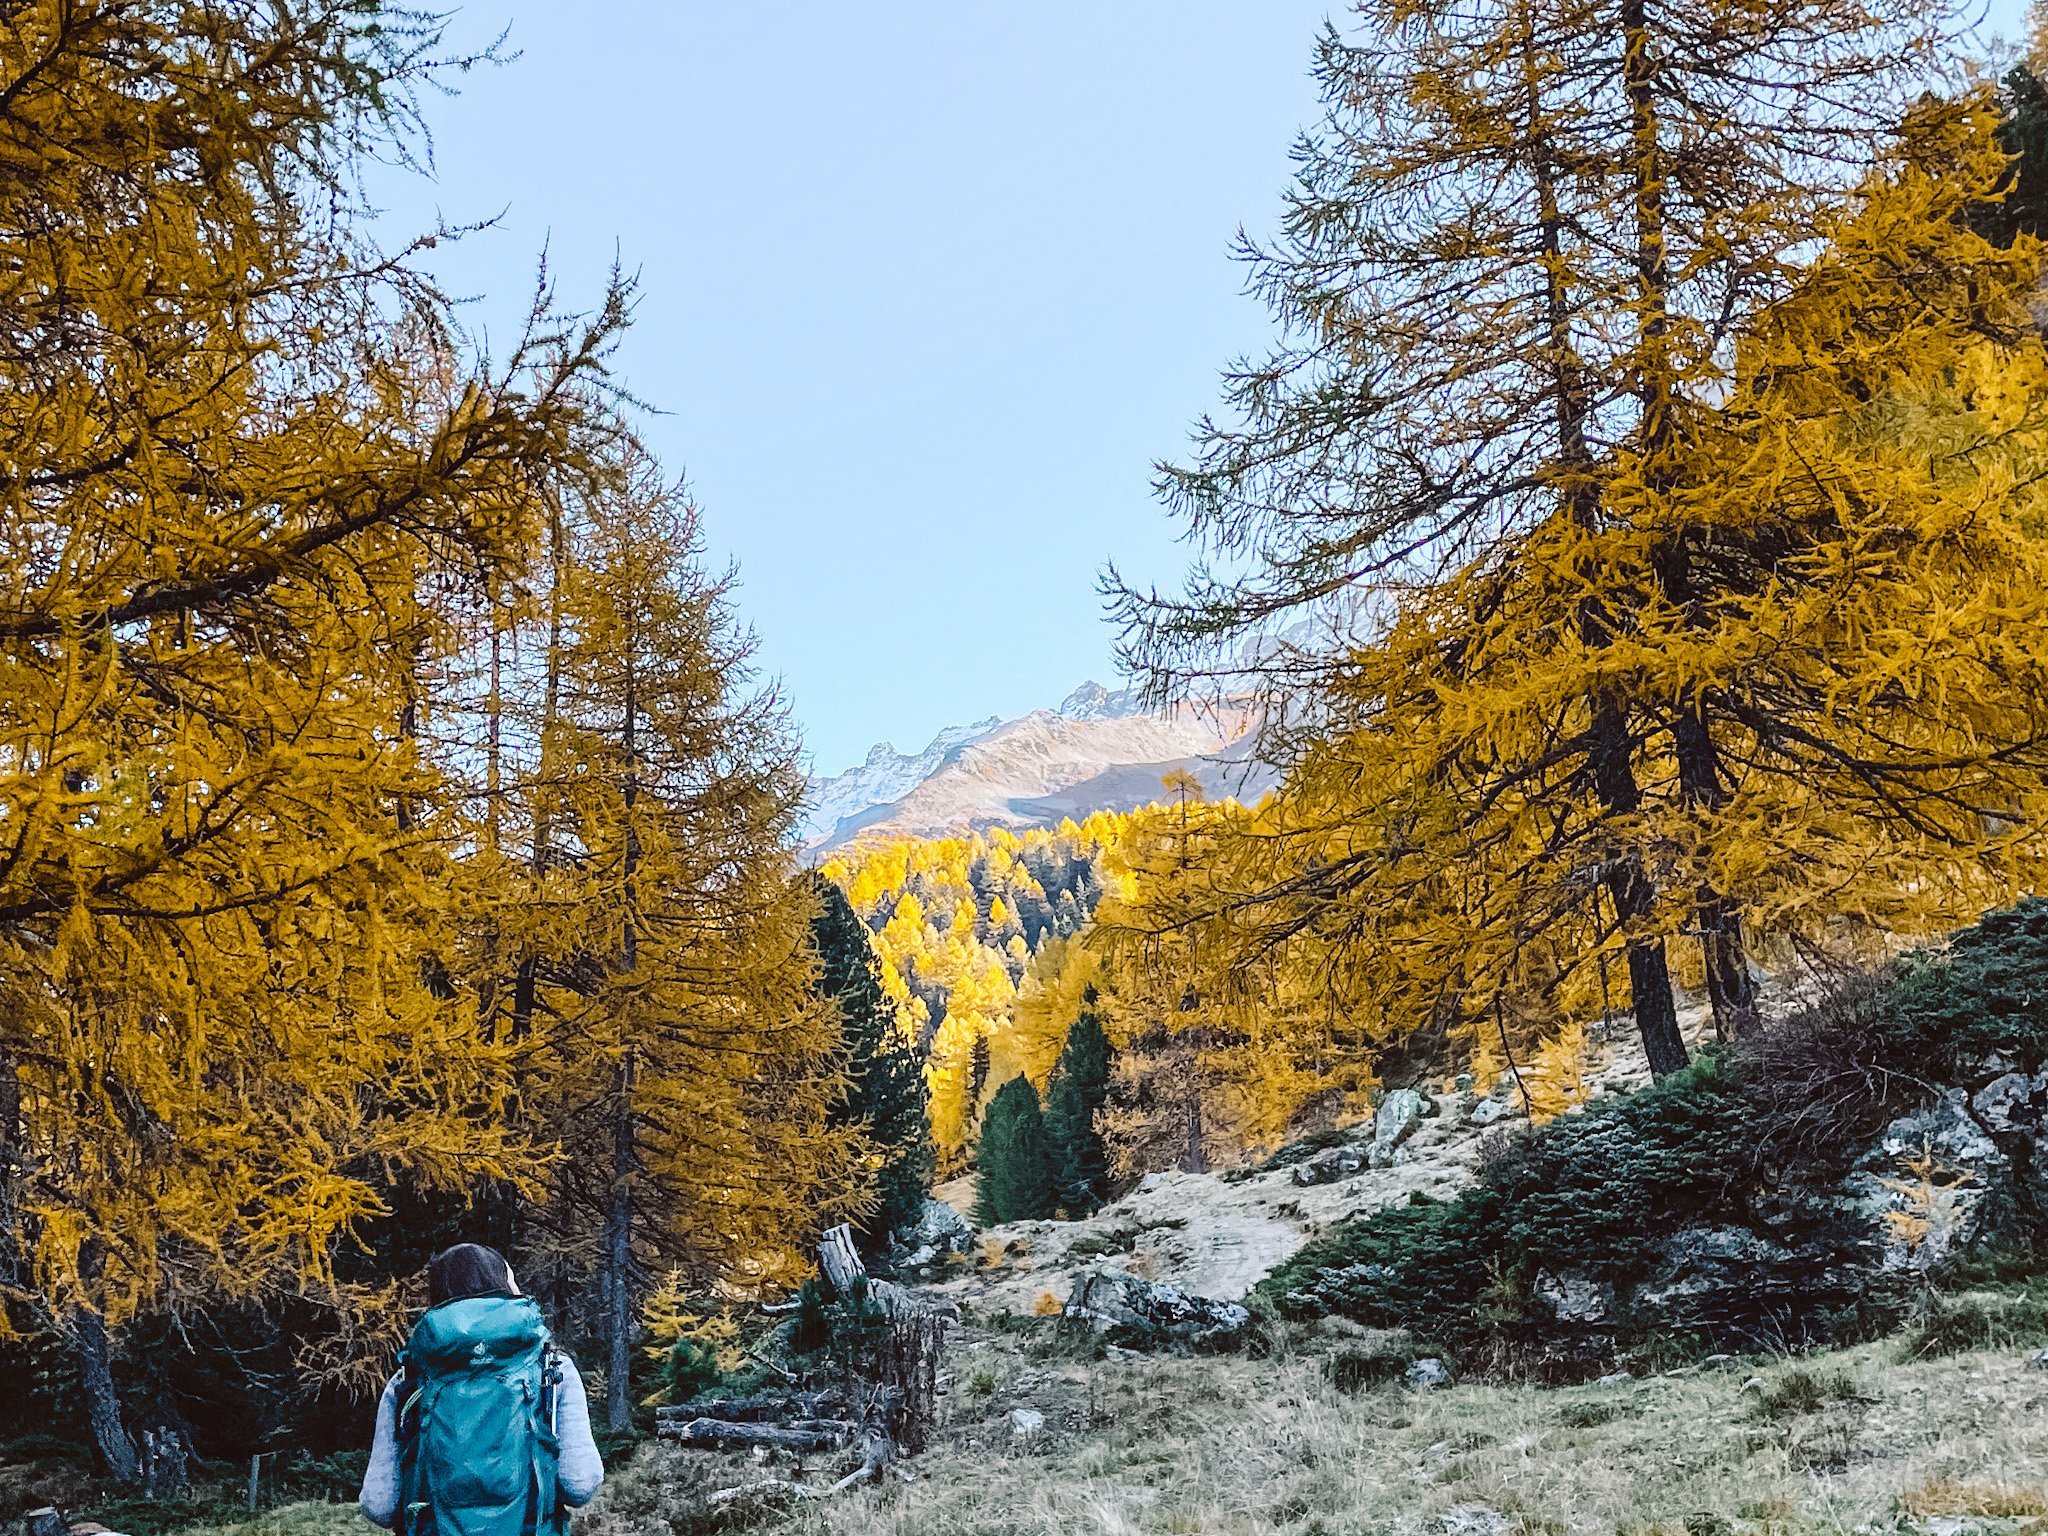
[377,1,2028,778]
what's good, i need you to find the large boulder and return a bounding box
[1626,1225,1868,1336]
[1368,1088,1431,1168]
[1063,1268,1251,1350]
[1533,1269,1613,1325]
[1292,1143,1368,1186]
[890,1198,977,1276]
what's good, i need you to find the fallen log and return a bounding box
[657,1417,851,1453]
[706,1465,916,1507]
[654,1391,843,1424]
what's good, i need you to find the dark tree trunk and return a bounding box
[604,1049,635,1432]
[1588,699,1688,1077]
[1671,691,1760,1044]
[0,1042,19,1283]
[74,1244,137,1482]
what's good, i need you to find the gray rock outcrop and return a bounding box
[1062,1268,1251,1350]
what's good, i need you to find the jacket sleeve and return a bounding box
[554,1356,605,1508]
[359,1374,402,1528]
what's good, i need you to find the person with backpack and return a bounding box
[359,1245,604,1536]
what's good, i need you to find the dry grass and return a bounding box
[1898,1480,2048,1519]
[579,1330,2048,1536]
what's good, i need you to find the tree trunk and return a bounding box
[0,1042,19,1285]
[74,1245,137,1482]
[818,1224,865,1297]
[1672,706,1759,1040]
[1533,56,1685,1079]
[604,1048,635,1432]
[1177,1035,1209,1174]
[1588,699,1687,1077]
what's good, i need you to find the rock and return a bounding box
[26,1512,65,1536]
[1371,1088,1431,1157]
[1533,1269,1612,1324]
[1743,1376,1766,1391]
[1008,1407,1045,1439]
[1700,1353,1738,1371]
[1469,1094,1521,1128]
[1842,1159,1987,1274]
[2027,1348,2048,1370]
[1139,1172,1171,1194]
[1967,1051,2020,1085]
[1973,1072,2048,1137]
[890,1199,974,1276]
[1440,1505,1510,1536]
[1406,1356,1453,1388]
[1871,1090,2002,1168]
[1631,1225,1863,1334]
[1292,1143,1367,1186]
[1063,1269,1251,1350]
[1594,1371,1633,1388]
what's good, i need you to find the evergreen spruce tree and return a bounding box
[967,1033,993,1123]
[1972,64,2048,247]
[812,875,933,1245]
[1044,1003,1113,1217]
[972,1076,1055,1226]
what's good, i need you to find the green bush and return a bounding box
[1880,897,2048,1074]
[1260,902,2048,1374]
[1321,1329,1425,1393]
[1265,1061,1756,1353]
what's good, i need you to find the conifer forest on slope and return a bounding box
[14,1,2048,1532]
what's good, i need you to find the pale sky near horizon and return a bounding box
[375,1,2031,778]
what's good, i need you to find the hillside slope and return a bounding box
[931,998,1706,1316]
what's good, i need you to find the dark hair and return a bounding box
[427,1244,515,1308]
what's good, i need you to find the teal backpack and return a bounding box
[394,1295,565,1536]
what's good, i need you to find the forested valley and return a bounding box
[13,2,2048,1536]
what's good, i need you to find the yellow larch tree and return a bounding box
[0,0,626,1478]
[1109,0,2026,1081]
[495,452,859,1429]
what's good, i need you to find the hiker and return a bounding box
[359,1245,604,1536]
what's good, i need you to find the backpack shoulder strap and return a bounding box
[538,1345,567,1536]
[393,1360,429,1536]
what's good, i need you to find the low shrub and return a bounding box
[1264,1060,1756,1356]
[1322,1329,1424,1394]
[1558,1400,1621,1429]
[1880,897,2048,1076]
[1265,899,2048,1371]
[1065,1228,1138,1260]
[1749,1368,1863,1422]
[1257,1125,1360,1172]
[1905,1282,2048,1357]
